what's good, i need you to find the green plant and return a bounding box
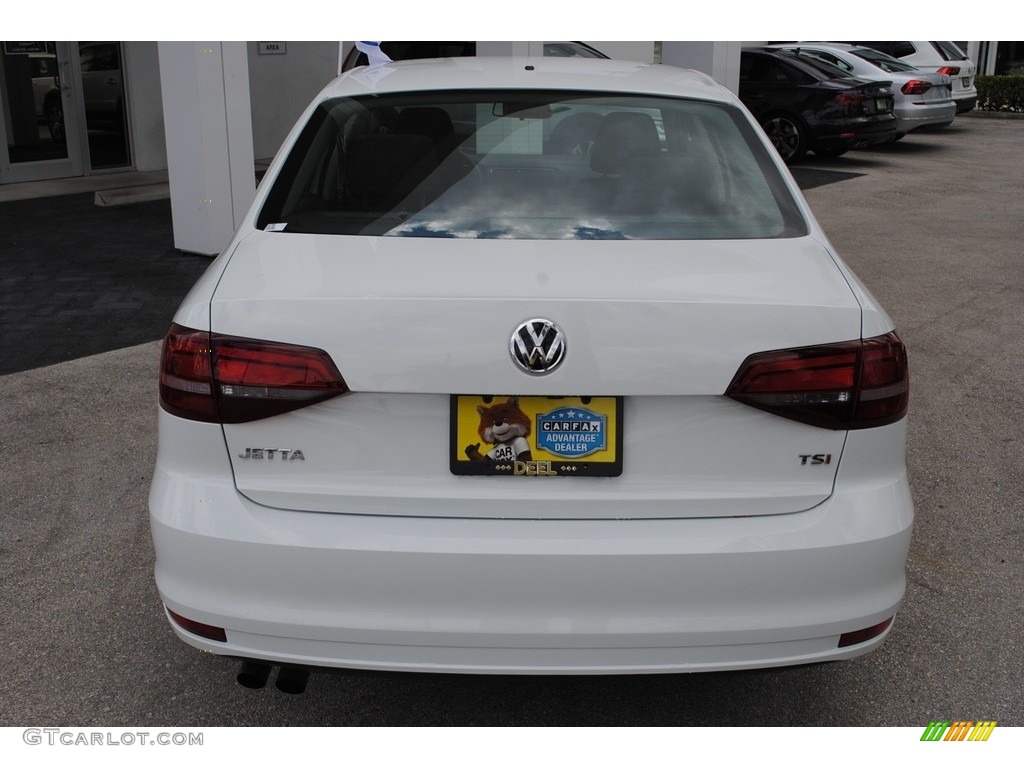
[975,75,1024,112]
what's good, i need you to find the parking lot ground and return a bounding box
[0,194,209,376]
[0,115,1021,726]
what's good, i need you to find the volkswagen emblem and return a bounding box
[510,319,566,375]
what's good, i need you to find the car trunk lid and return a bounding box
[211,232,862,519]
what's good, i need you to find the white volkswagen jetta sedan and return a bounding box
[150,56,913,684]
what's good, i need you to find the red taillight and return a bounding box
[213,334,349,423]
[835,90,865,108]
[856,334,910,426]
[937,66,960,76]
[838,616,893,647]
[160,326,217,422]
[159,323,349,423]
[901,79,933,95]
[725,332,909,430]
[167,608,227,642]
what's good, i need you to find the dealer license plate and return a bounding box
[450,395,623,477]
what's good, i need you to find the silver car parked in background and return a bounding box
[772,44,955,139]
[835,41,977,113]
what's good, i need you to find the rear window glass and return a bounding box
[850,48,918,73]
[793,49,854,74]
[930,41,969,61]
[258,90,807,240]
[848,41,916,59]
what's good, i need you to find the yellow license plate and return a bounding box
[450,395,622,477]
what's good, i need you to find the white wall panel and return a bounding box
[158,42,255,255]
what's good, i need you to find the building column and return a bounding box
[476,42,543,57]
[157,42,255,256]
[661,42,742,94]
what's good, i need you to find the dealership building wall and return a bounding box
[121,41,340,173]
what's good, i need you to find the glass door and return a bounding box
[78,41,131,169]
[0,41,86,183]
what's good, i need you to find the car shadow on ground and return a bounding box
[799,130,955,174]
[791,166,865,190]
[860,138,951,157]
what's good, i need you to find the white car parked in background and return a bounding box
[149,56,913,687]
[836,41,977,113]
[773,43,956,138]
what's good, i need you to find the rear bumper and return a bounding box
[810,116,898,151]
[149,417,913,675]
[895,103,956,134]
[955,95,977,113]
[953,81,978,113]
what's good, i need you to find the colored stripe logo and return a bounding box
[921,721,997,741]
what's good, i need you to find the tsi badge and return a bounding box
[799,453,832,465]
[536,406,606,458]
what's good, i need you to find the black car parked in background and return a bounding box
[739,47,897,163]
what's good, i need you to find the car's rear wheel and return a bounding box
[762,114,807,164]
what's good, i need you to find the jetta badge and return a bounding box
[510,319,566,375]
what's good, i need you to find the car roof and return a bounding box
[325,56,738,106]
[768,43,925,75]
[789,42,861,52]
[783,42,906,59]
[766,43,886,61]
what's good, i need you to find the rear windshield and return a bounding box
[930,41,969,61]
[258,90,807,240]
[850,48,918,73]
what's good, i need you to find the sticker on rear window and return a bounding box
[264,222,287,232]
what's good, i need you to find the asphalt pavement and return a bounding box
[0,115,1021,726]
[0,194,210,375]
